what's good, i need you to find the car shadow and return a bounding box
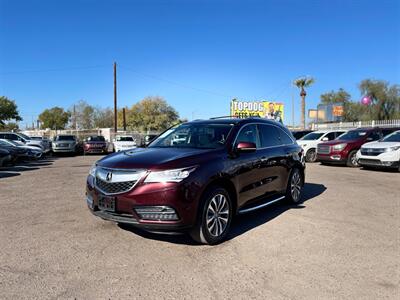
[360,167,399,173]
[0,171,21,179]
[118,182,327,246]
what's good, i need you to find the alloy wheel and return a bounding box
[350,153,359,166]
[291,170,302,202]
[206,194,230,237]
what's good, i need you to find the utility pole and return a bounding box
[113,62,118,133]
[73,105,77,129]
[122,107,126,131]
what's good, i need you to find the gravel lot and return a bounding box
[0,155,399,299]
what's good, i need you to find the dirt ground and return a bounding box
[0,155,399,299]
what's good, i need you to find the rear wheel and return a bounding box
[286,168,303,204]
[190,187,233,245]
[305,149,317,162]
[346,150,359,167]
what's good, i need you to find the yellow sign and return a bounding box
[230,100,284,122]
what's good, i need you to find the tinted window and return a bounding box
[300,132,325,140]
[382,131,400,142]
[236,124,260,147]
[338,130,368,140]
[325,132,336,141]
[55,136,76,141]
[259,124,280,147]
[7,134,18,141]
[279,128,294,145]
[335,131,346,138]
[116,136,134,142]
[369,131,381,141]
[87,136,105,142]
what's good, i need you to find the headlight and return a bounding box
[89,164,97,177]
[332,143,347,151]
[144,166,197,183]
[386,146,400,152]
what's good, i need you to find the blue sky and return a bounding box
[1,0,399,128]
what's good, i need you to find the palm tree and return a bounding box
[293,76,315,129]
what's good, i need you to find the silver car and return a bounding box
[52,135,78,153]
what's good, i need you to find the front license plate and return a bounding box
[98,195,116,212]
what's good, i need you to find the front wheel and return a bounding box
[346,150,359,167]
[190,187,233,245]
[286,168,303,204]
[305,149,317,162]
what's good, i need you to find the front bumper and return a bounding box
[53,147,76,153]
[317,153,347,164]
[85,175,200,232]
[84,148,107,153]
[356,151,400,168]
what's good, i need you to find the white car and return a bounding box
[356,130,400,171]
[297,129,347,162]
[0,132,48,152]
[113,136,137,152]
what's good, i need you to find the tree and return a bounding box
[93,107,114,128]
[293,77,315,129]
[0,121,19,131]
[39,107,70,129]
[0,96,22,126]
[123,96,179,132]
[320,88,351,105]
[69,100,95,129]
[359,79,400,120]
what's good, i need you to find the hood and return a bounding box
[97,147,219,170]
[361,141,400,149]
[320,139,360,146]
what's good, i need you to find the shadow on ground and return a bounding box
[118,182,327,245]
[0,155,59,178]
[0,171,21,179]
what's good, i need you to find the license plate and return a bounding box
[98,195,116,212]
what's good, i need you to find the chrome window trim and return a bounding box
[233,122,295,150]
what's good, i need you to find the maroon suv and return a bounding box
[84,136,108,154]
[316,127,394,167]
[86,118,305,244]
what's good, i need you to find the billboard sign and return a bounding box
[230,100,284,123]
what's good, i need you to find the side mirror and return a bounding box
[321,137,329,141]
[236,141,257,152]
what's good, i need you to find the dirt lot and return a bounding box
[0,155,399,299]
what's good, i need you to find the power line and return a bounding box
[119,65,234,99]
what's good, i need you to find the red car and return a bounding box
[86,118,306,244]
[316,127,397,167]
[84,136,108,154]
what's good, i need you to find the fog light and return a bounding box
[134,206,179,221]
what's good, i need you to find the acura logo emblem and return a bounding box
[106,172,113,182]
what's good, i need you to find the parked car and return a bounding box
[291,130,313,140]
[0,139,43,159]
[86,118,305,245]
[29,136,52,152]
[113,135,137,152]
[84,136,108,154]
[0,132,48,152]
[0,148,12,167]
[297,130,347,162]
[356,130,400,171]
[0,139,28,162]
[316,127,389,167]
[52,135,79,154]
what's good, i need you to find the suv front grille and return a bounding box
[360,148,386,156]
[95,177,137,194]
[317,144,330,154]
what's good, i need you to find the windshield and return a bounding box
[149,123,234,149]
[300,132,324,140]
[87,136,105,142]
[338,130,368,141]
[382,131,400,142]
[17,133,30,140]
[117,136,134,142]
[55,135,76,141]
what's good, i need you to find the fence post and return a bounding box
[372,120,375,127]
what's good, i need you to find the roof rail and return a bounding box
[209,116,237,120]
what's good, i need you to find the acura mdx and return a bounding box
[86,118,305,244]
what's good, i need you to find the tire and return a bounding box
[305,149,317,163]
[285,168,303,204]
[190,187,233,245]
[346,150,359,167]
